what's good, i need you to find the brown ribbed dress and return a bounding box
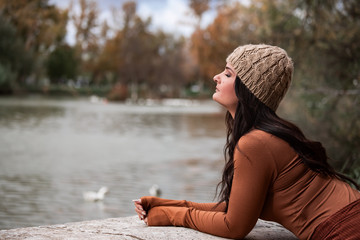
[140,130,360,240]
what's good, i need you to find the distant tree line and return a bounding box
[0,0,359,180]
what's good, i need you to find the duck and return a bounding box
[83,186,109,202]
[149,184,162,197]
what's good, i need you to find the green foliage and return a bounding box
[0,64,15,91]
[0,14,32,91]
[348,167,360,186]
[293,0,360,174]
[46,45,78,83]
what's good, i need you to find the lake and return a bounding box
[0,96,226,229]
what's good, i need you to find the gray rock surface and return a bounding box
[0,215,298,240]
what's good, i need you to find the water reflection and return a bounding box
[0,105,64,130]
[0,97,226,230]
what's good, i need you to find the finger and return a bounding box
[134,203,143,209]
[144,217,148,225]
[133,200,143,208]
[134,204,144,211]
[135,211,144,220]
[134,207,146,217]
[134,206,142,215]
[134,204,144,213]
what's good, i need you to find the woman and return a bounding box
[133,44,360,240]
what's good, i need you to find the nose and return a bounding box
[213,73,220,83]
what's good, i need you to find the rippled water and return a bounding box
[0,96,226,230]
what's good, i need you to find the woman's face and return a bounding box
[213,63,238,117]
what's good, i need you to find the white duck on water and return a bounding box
[149,184,162,197]
[83,186,109,202]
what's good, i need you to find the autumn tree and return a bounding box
[0,0,67,52]
[190,0,210,26]
[70,0,100,79]
[0,0,68,89]
[95,1,187,100]
[188,0,211,94]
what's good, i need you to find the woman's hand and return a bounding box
[133,199,148,224]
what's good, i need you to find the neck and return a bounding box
[229,110,235,119]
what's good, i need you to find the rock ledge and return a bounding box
[0,215,297,239]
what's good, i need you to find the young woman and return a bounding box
[133,44,360,240]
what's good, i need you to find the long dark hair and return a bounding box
[216,77,360,211]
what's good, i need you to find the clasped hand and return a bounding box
[133,199,148,224]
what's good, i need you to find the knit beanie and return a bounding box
[226,44,293,111]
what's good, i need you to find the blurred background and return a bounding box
[0,0,359,230]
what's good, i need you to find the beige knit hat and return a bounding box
[226,44,293,111]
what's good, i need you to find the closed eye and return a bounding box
[225,66,235,76]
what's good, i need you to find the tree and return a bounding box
[293,0,360,176]
[188,0,211,94]
[95,1,187,100]
[70,0,100,79]
[190,0,210,25]
[46,45,78,83]
[0,0,67,51]
[189,2,250,83]
[0,0,68,87]
[0,14,32,93]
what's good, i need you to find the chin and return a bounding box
[212,96,224,108]
[212,94,219,103]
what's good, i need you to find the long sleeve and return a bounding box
[141,196,226,212]
[145,132,277,239]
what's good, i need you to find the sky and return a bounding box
[49,0,223,45]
